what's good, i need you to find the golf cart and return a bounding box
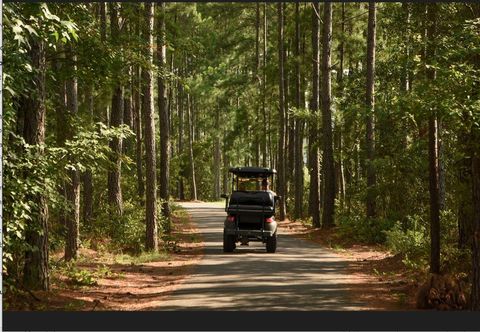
[221,167,280,253]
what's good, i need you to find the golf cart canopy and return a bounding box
[228,167,277,178]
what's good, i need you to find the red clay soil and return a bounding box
[5,213,203,311]
[279,218,419,310]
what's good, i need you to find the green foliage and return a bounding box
[385,217,428,257]
[2,120,132,280]
[337,215,395,244]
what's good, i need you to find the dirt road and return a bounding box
[155,202,366,310]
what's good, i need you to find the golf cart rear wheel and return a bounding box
[266,232,277,253]
[223,232,235,252]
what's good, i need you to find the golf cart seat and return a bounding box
[227,191,275,216]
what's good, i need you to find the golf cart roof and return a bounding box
[229,167,277,177]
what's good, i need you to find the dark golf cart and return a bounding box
[221,167,280,253]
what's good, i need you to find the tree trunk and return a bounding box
[426,3,440,274]
[82,86,94,225]
[133,6,144,203]
[277,3,287,220]
[178,78,185,200]
[108,3,124,216]
[321,2,335,228]
[157,2,171,227]
[100,2,106,42]
[54,50,67,230]
[143,2,158,251]
[262,3,268,167]
[186,93,197,201]
[293,2,304,220]
[223,133,229,194]
[254,2,261,167]
[472,130,480,310]
[365,1,377,219]
[22,39,49,291]
[337,2,346,207]
[134,66,144,202]
[123,67,133,155]
[214,109,221,199]
[64,45,80,261]
[309,2,321,228]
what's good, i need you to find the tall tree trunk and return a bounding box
[82,86,94,225]
[64,45,80,261]
[293,2,304,219]
[178,78,185,200]
[123,67,133,154]
[54,51,67,230]
[108,3,124,216]
[426,3,440,274]
[309,2,321,228]
[134,5,144,203]
[22,38,49,291]
[143,2,158,251]
[336,2,346,207]
[277,2,287,220]
[157,1,171,227]
[134,66,144,202]
[186,93,197,201]
[223,132,229,194]
[365,1,377,219]
[321,2,335,228]
[254,2,261,167]
[262,3,268,167]
[214,109,221,199]
[100,2,106,42]
[472,129,480,310]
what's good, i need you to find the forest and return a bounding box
[2,2,480,310]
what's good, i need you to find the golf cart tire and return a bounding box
[266,232,277,253]
[223,232,235,252]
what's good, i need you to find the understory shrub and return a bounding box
[384,215,428,257]
[337,214,395,244]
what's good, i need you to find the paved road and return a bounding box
[156,202,365,310]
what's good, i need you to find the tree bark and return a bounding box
[336,2,346,207]
[143,2,158,251]
[133,5,144,203]
[22,38,49,291]
[82,86,94,225]
[178,78,185,200]
[100,2,106,42]
[472,130,480,310]
[309,2,321,228]
[214,109,221,199]
[277,3,287,220]
[262,3,268,168]
[321,2,335,228]
[186,92,197,201]
[108,3,124,216]
[64,44,80,261]
[123,66,133,155]
[365,1,377,219]
[134,67,145,202]
[254,2,261,167]
[157,2,171,227]
[426,3,440,274]
[293,2,304,219]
